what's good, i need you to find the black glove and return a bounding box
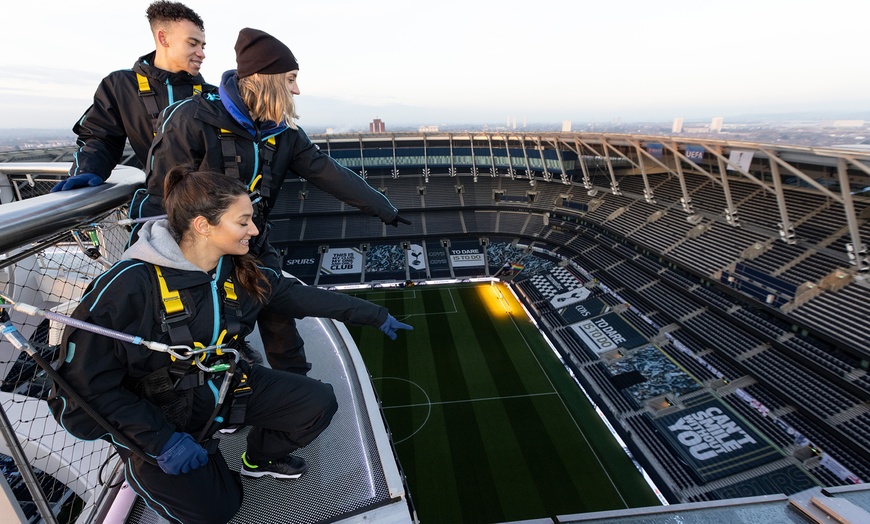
[387,214,412,227]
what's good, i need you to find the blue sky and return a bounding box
[1,0,868,129]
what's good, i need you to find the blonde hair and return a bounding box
[238,72,298,129]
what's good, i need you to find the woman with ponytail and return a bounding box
[49,166,407,524]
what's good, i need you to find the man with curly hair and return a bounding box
[53,1,211,191]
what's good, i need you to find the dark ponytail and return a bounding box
[163,165,270,303]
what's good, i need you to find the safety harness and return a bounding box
[218,129,277,201]
[137,265,251,434]
[218,129,277,254]
[137,73,202,136]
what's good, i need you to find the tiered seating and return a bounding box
[464,210,496,232]
[695,351,742,381]
[567,234,600,253]
[780,335,856,378]
[836,412,870,451]
[657,344,719,383]
[690,285,736,312]
[743,384,787,411]
[682,311,763,358]
[497,212,529,235]
[579,244,624,270]
[624,414,697,490]
[554,329,598,363]
[515,279,547,306]
[379,177,426,209]
[461,178,499,207]
[668,224,767,275]
[779,251,845,285]
[781,411,870,482]
[605,200,659,236]
[421,176,463,207]
[621,308,659,339]
[733,262,799,299]
[301,215,348,240]
[720,393,795,448]
[344,213,396,239]
[808,462,855,487]
[732,309,783,341]
[298,184,345,213]
[738,189,784,229]
[584,363,637,413]
[268,217,304,244]
[658,268,696,290]
[424,211,464,234]
[790,283,870,350]
[681,177,725,216]
[743,243,807,277]
[629,210,693,253]
[611,242,640,261]
[606,263,654,294]
[585,194,634,224]
[649,173,696,202]
[637,282,701,320]
[744,351,861,419]
[795,202,850,244]
[272,178,305,215]
[543,228,576,247]
[632,253,665,274]
[614,174,652,195]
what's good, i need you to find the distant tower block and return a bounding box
[672,118,684,133]
[370,118,385,133]
[562,120,572,132]
[711,117,723,132]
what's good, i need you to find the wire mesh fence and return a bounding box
[1,165,140,523]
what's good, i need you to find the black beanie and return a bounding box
[235,28,299,78]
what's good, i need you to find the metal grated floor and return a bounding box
[125,317,407,524]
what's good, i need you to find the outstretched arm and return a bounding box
[288,128,402,224]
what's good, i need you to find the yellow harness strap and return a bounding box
[154,266,184,315]
[136,73,152,94]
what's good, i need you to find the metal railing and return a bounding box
[0,164,414,524]
[0,164,143,523]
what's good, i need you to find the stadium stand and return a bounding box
[4,132,870,518]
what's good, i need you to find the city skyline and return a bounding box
[1,0,869,129]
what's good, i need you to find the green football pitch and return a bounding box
[345,283,661,523]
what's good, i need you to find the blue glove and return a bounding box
[51,173,103,192]
[379,314,413,341]
[157,432,208,475]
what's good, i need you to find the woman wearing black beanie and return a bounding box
[130,27,411,406]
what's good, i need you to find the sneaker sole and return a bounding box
[240,469,305,480]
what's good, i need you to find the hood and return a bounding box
[122,219,205,274]
[133,51,207,86]
[218,70,286,138]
